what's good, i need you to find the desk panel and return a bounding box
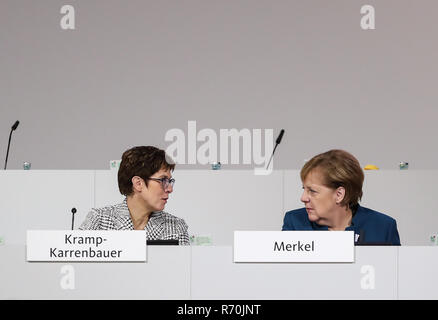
[0,171,94,244]
[159,170,283,245]
[398,246,438,299]
[0,245,191,299]
[191,246,397,300]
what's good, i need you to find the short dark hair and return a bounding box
[118,146,175,196]
[301,149,364,209]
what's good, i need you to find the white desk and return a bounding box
[398,247,438,299]
[2,245,438,299]
[191,246,397,300]
[0,245,191,299]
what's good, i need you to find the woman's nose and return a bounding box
[301,191,309,203]
[165,184,173,193]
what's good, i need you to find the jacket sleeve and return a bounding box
[176,219,190,245]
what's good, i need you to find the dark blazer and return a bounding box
[282,205,401,245]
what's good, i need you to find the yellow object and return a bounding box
[364,164,379,170]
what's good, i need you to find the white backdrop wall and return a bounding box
[1,0,438,170]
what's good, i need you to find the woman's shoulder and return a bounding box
[356,205,397,224]
[79,202,127,230]
[285,207,308,217]
[156,211,188,226]
[284,208,309,223]
[90,203,124,218]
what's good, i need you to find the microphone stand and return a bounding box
[4,129,14,170]
[266,144,279,170]
[266,129,285,170]
[4,120,19,170]
[71,208,77,230]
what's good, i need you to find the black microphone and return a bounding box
[71,208,77,230]
[11,120,19,131]
[4,120,20,170]
[276,129,285,145]
[266,129,285,170]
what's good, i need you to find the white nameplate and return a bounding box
[234,231,354,262]
[26,230,146,262]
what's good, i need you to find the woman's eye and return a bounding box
[302,187,316,194]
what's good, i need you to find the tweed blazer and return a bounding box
[79,199,190,245]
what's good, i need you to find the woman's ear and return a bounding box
[131,176,144,192]
[335,186,346,205]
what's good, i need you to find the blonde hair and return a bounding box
[301,149,364,208]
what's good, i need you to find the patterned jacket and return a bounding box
[79,199,190,245]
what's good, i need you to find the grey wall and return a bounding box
[1,0,437,170]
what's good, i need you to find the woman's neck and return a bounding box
[327,207,353,231]
[126,195,152,230]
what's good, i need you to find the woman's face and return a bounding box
[140,168,173,212]
[300,169,339,226]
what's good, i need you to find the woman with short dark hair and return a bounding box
[282,149,400,245]
[79,146,189,245]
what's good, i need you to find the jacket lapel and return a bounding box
[113,199,134,230]
[145,212,165,239]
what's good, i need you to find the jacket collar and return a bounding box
[311,204,363,231]
[113,198,165,233]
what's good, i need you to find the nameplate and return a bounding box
[26,230,146,262]
[234,231,354,262]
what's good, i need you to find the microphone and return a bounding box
[11,120,19,131]
[276,129,285,145]
[4,120,20,170]
[71,208,77,230]
[266,129,285,170]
